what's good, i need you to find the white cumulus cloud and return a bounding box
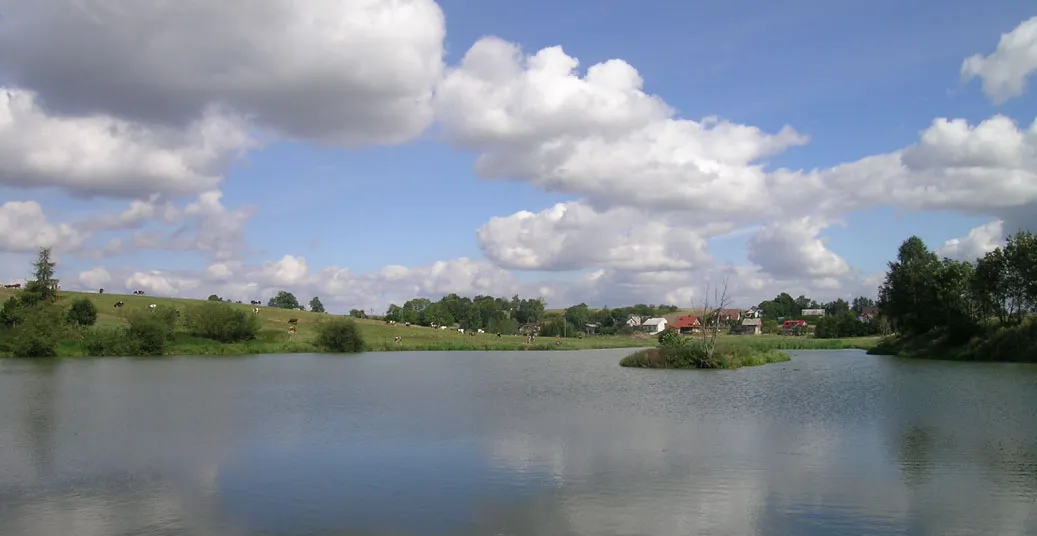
[0,0,446,146]
[961,16,1037,104]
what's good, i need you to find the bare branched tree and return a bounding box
[697,275,731,363]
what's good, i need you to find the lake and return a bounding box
[1,349,1036,535]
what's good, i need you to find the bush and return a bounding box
[67,298,98,326]
[657,327,684,348]
[83,328,139,356]
[185,302,259,343]
[315,318,365,353]
[8,304,64,357]
[126,311,171,356]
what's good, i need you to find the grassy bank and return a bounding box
[0,288,656,357]
[867,319,1037,363]
[619,345,791,369]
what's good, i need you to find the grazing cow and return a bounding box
[98,288,104,294]
[477,329,485,334]
[497,333,502,338]
[393,336,402,344]
[457,328,465,334]
[3,283,21,289]
[148,304,157,310]
[288,318,298,324]
[386,320,397,326]
[288,325,297,338]
[114,301,125,308]
[252,307,260,314]
[439,325,447,330]
[405,322,411,327]
[250,300,262,306]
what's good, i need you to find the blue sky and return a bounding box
[0,1,1034,311]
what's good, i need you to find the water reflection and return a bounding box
[0,351,1035,535]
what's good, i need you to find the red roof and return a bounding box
[670,315,701,328]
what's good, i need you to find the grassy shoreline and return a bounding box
[867,320,1037,363]
[1,288,882,358]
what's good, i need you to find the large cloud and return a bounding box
[0,89,254,199]
[0,200,85,252]
[0,0,446,146]
[937,220,1005,261]
[961,16,1037,104]
[435,37,810,218]
[747,218,851,279]
[477,202,718,271]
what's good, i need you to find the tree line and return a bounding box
[876,231,1037,361]
[382,295,680,336]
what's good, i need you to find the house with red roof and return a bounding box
[670,315,702,334]
[781,319,808,336]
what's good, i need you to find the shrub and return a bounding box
[185,302,259,343]
[657,327,684,348]
[315,318,365,353]
[83,328,138,356]
[0,296,25,327]
[67,298,98,326]
[8,304,64,357]
[126,311,170,356]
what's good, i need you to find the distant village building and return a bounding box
[669,315,702,334]
[732,318,762,335]
[743,306,764,319]
[627,314,648,328]
[858,306,881,322]
[801,309,826,317]
[710,309,743,324]
[584,323,600,336]
[781,319,808,336]
[640,317,668,334]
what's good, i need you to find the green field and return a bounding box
[1,288,880,356]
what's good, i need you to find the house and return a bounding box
[858,306,881,322]
[743,306,764,319]
[733,318,762,335]
[584,323,600,336]
[801,309,826,317]
[627,314,648,328]
[640,317,668,334]
[669,315,702,334]
[710,308,742,324]
[781,319,808,335]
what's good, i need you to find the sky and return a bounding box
[0,0,1035,314]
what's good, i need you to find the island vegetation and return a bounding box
[869,232,1037,363]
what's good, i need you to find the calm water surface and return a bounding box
[1,350,1036,535]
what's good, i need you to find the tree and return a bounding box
[698,276,731,365]
[309,296,326,313]
[349,309,365,318]
[879,236,941,335]
[268,290,301,310]
[824,298,850,316]
[207,294,222,301]
[851,296,875,313]
[20,248,59,306]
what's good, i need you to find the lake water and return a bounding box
[1,350,1036,535]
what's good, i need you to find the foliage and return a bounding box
[125,311,176,355]
[0,296,25,327]
[67,298,98,326]
[814,311,880,339]
[207,294,222,301]
[268,290,301,310]
[315,318,365,353]
[309,296,326,314]
[620,343,790,370]
[349,309,365,319]
[762,318,779,334]
[874,231,1037,362]
[18,248,60,307]
[185,302,260,343]
[7,304,64,357]
[657,327,684,348]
